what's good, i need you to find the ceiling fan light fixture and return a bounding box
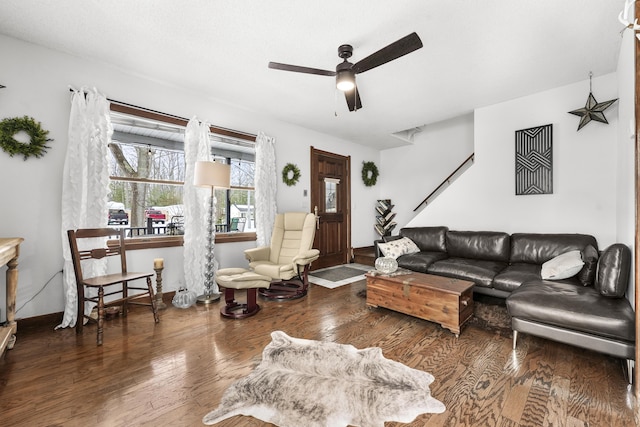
[336,70,355,91]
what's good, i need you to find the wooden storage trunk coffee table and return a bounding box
[365,271,474,336]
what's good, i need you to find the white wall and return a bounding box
[404,73,620,248]
[379,113,474,229]
[615,29,636,303]
[0,34,379,320]
[385,69,636,301]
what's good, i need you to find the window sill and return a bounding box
[109,232,257,251]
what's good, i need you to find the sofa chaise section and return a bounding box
[506,243,635,383]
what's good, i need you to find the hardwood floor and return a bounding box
[1,280,637,427]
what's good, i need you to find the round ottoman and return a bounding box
[216,268,272,319]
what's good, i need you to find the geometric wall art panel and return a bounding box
[515,124,553,195]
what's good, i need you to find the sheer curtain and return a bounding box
[58,88,112,328]
[254,132,277,246]
[182,118,212,295]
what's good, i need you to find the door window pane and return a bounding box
[325,180,337,213]
[324,181,338,213]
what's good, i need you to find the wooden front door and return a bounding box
[310,147,351,270]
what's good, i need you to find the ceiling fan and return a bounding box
[268,32,423,112]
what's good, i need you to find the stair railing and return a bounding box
[413,153,475,211]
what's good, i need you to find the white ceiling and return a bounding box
[0,0,627,149]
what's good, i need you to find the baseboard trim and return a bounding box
[16,291,177,330]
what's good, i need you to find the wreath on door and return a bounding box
[282,162,301,186]
[361,161,379,187]
[0,116,52,160]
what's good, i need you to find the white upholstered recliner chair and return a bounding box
[245,212,320,300]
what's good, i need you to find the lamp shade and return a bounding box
[193,160,231,189]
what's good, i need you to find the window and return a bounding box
[107,104,256,246]
[227,158,255,232]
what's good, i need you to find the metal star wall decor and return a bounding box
[568,73,617,131]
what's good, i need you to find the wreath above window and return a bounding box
[282,162,301,186]
[0,116,52,160]
[361,161,379,187]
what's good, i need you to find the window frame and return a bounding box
[108,102,257,250]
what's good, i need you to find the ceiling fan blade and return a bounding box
[344,85,362,112]
[353,32,423,74]
[268,62,336,76]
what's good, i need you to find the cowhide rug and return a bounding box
[203,330,446,426]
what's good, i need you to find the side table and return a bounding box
[0,237,23,355]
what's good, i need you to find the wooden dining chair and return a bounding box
[67,227,159,345]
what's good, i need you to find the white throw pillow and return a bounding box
[378,237,420,259]
[541,250,584,280]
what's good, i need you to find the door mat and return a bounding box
[310,264,370,289]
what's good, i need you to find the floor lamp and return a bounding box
[193,160,231,304]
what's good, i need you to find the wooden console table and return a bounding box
[0,238,23,355]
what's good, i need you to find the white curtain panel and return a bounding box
[254,132,277,247]
[182,118,213,295]
[58,88,112,328]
